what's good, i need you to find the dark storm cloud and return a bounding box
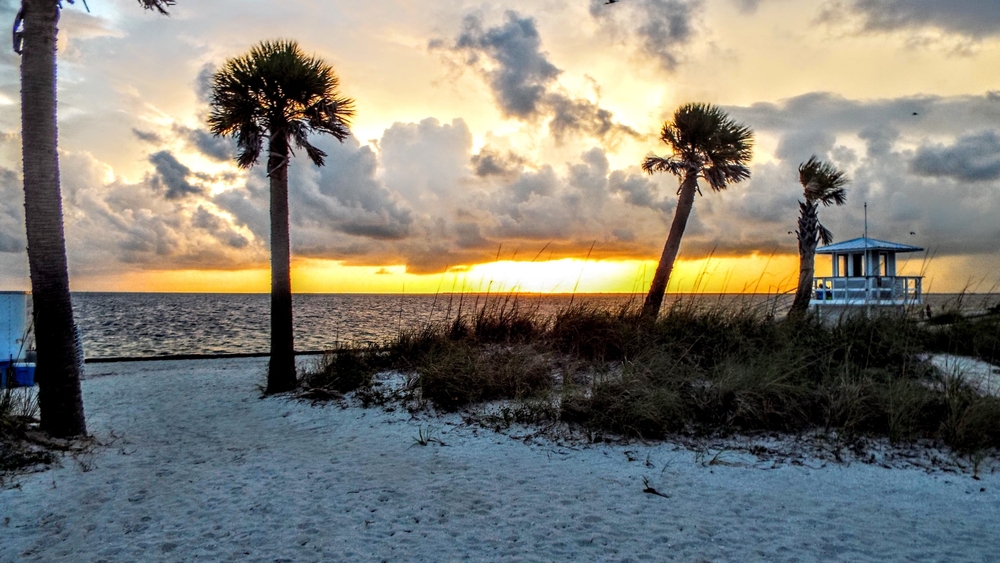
[192,206,249,249]
[726,91,1000,136]
[589,0,701,72]
[438,12,637,142]
[609,170,671,212]
[195,63,216,105]
[910,131,1000,182]
[451,12,560,119]
[775,130,837,163]
[132,128,163,143]
[858,126,900,157]
[547,96,634,143]
[471,146,527,178]
[836,0,1000,38]
[174,125,234,162]
[148,150,204,199]
[454,222,491,249]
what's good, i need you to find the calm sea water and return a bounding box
[70,292,988,359]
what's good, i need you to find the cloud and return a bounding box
[450,12,560,119]
[735,0,764,13]
[195,63,216,105]
[0,166,24,253]
[132,129,163,143]
[213,132,416,259]
[437,11,637,142]
[910,131,1000,182]
[589,0,702,72]
[727,91,1000,139]
[832,0,1000,39]
[711,91,1000,258]
[148,150,204,199]
[174,125,234,162]
[192,206,249,249]
[471,146,527,178]
[53,150,264,271]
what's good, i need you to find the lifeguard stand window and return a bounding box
[852,254,863,277]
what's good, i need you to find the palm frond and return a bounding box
[799,155,848,206]
[646,103,754,193]
[137,0,175,15]
[641,155,684,177]
[235,126,264,169]
[818,223,834,246]
[290,122,328,166]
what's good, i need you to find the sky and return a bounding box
[0,0,998,294]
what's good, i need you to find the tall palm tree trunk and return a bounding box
[788,201,819,319]
[20,0,86,437]
[266,134,296,393]
[642,170,699,320]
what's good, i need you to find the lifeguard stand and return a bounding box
[810,237,924,311]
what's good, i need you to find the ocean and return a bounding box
[72,293,638,359]
[69,292,987,360]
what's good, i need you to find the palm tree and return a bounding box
[640,103,754,319]
[14,0,175,437]
[787,156,848,319]
[208,40,354,394]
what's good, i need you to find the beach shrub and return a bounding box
[302,345,387,394]
[0,387,55,476]
[548,303,646,361]
[418,341,551,411]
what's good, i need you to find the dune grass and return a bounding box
[300,294,1000,455]
[0,386,56,479]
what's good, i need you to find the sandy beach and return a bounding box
[1,357,997,562]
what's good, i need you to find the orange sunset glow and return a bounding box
[70,255,807,295]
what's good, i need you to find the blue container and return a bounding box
[0,361,35,388]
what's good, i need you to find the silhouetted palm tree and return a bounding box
[208,40,354,393]
[787,156,848,319]
[13,0,175,437]
[641,103,753,319]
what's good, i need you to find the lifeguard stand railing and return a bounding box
[812,275,922,305]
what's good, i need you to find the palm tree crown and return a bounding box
[798,155,848,245]
[208,40,354,169]
[642,103,754,193]
[137,0,176,14]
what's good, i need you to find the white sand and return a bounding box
[928,354,1000,398]
[2,358,998,562]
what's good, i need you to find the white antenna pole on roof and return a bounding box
[864,202,869,279]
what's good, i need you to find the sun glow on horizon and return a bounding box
[68,254,812,294]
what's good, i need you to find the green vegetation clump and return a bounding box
[0,387,56,479]
[300,296,1000,455]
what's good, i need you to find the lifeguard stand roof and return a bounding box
[817,236,924,255]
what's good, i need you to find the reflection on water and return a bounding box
[71,292,988,359]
